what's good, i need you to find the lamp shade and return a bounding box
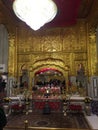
[13,0,58,30]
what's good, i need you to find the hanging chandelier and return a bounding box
[13,0,58,30]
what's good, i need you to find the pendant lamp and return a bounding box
[13,0,58,30]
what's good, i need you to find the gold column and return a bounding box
[8,27,18,78]
[89,26,97,76]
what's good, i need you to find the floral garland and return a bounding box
[3,97,11,103]
[84,97,92,104]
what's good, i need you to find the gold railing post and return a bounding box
[24,120,28,130]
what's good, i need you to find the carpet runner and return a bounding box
[5,112,91,129]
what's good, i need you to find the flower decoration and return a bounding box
[84,97,92,104]
[3,97,11,103]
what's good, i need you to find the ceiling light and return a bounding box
[13,0,58,30]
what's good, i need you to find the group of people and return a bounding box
[36,79,66,88]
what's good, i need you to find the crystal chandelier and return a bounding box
[13,0,58,30]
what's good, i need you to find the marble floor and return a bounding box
[85,113,98,130]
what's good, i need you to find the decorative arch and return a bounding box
[30,58,69,77]
[35,68,63,75]
[29,58,70,90]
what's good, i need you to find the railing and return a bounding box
[4,120,91,130]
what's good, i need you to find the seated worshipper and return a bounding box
[0,105,7,130]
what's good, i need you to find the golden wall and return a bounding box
[8,19,97,86]
[17,20,87,75]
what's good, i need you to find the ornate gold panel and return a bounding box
[8,33,17,77]
[17,20,87,77]
[8,19,98,87]
[88,26,97,75]
[86,0,98,76]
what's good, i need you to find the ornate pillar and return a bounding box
[8,27,18,78]
[95,26,98,75]
[88,26,97,76]
[29,71,35,92]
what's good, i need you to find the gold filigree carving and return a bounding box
[14,20,96,85]
[88,27,97,75]
[8,33,16,76]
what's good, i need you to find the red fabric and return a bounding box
[5,0,81,28]
[44,0,81,28]
[11,104,25,110]
[49,102,60,110]
[34,102,45,109]
[34,101,61,110]
[69,104,82,111]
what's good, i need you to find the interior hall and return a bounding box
[0,0,98,130]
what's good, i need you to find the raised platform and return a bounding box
[6,94,86,114]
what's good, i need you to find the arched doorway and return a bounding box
[34,68,65,87]
[29,58,70,91]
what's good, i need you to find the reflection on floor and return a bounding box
[4,111,90,129]
[85,113,98,130]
